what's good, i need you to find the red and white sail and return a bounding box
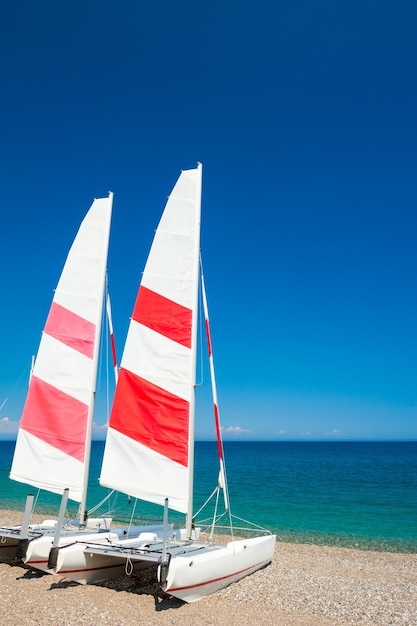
[10,194,113,506]
[100,165,202,514]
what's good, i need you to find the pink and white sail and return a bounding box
[100,165,202,515]
[10,195,113,506]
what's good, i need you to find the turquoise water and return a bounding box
[1,440,416,552]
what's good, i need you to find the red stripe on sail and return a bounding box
[44,302,96,359]
[109,368,189,467]
[132,286,192,348]
[20,376,87,462]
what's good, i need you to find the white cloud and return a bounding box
[301,430,313,436]
[0,417,19,437]
[325,428,341,436]
[223,425,251,434]
[92,422,108,440]
[275,429,288,435]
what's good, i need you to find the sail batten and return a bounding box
[100,166,202,515]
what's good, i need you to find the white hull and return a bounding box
[53,526,194,585]
[52,525,172,583]
[56,545,131,584]
[23,517,117,572]
[161,534,276,603]
[55,536,155,584]
[0,519,80,561]
[54,532,276,602]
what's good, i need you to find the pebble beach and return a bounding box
[1,510,416,625]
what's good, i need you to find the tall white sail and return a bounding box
[100,166,202,514]
[10,195,113,504]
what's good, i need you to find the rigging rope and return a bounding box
[193,485,220,519]
[127,498,138,531]
[87,490,116,516]
[125,556,134,576]
[0,357,33,414]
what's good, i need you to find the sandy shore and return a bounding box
[1,509,416,625]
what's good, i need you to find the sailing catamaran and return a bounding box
[0,194,114,560]
[52,164,276,601]
[1,194,166,566]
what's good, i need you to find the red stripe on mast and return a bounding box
[106,293,118,384]
[110,333,117,370]
[205,319,212,357]
[213,403,223,460]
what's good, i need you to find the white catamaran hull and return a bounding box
[24,524,169,576]
[161,534,276,603]
[23,518,116,573]
[1,517,112,562]
[54,527,175,584]
[54,524,200,585]
[0,524,45,560]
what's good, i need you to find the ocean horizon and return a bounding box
[1,440,416,553]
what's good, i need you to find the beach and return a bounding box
[1,510,416,625]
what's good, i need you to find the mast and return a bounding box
[186,162,202,538]
[79,191,113,521]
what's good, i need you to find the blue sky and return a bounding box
[0,1,416,441]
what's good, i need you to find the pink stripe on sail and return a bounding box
[132,286,192,348]
[44,301,96,359]
[109,368,189,467]
[20,376,88,462]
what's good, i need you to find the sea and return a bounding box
[1,440,416,553]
